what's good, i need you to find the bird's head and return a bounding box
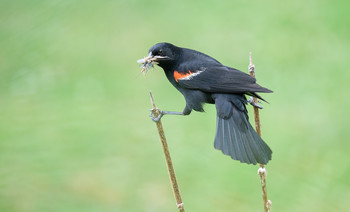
[137,42,180,75]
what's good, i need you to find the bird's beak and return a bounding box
[137,52,170,64]
[137,53,170,76]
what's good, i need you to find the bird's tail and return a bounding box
[214,106,272,165]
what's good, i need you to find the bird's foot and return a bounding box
[149,108,163,122]
[248,97,263,109]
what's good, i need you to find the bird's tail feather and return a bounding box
[214,107,272,165]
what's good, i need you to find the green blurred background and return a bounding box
[1,0,349,211]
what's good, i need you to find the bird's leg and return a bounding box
[150,110,184,122]
[149,106,191,122]
[248,97,263,109]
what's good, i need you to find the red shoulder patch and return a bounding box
[174,70,193,82]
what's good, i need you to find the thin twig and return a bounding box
[149,91,185,212]
[248,53,272,212]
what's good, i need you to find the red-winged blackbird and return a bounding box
[138,42,272,165]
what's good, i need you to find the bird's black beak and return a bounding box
[137,52,170,75]
[137,52,170,64]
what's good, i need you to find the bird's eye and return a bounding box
[158,49,164,55]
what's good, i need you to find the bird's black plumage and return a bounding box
[144,42,272,165]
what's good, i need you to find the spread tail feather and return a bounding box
[214,108,272,165]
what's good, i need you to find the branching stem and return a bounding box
[248,52,272,212]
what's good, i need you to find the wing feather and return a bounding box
[177,65,272,94]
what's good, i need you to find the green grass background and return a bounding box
[1,0,349,211]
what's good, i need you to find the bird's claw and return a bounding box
[149,108,164,122]
[248,97,263,109]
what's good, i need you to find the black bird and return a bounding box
[138,42,272,165]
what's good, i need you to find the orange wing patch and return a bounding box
[174,70,193,82]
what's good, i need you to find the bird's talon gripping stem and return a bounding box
[149,108,163,122]
[248,97,263,109]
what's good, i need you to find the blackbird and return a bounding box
[138,42,272,165]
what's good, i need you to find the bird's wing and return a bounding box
[176,65,272,94]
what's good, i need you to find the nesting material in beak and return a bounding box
[137,53,170,76]
[137,53,155,76]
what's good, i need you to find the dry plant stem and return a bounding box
[149,91,185,212]
[248,52,271,212]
